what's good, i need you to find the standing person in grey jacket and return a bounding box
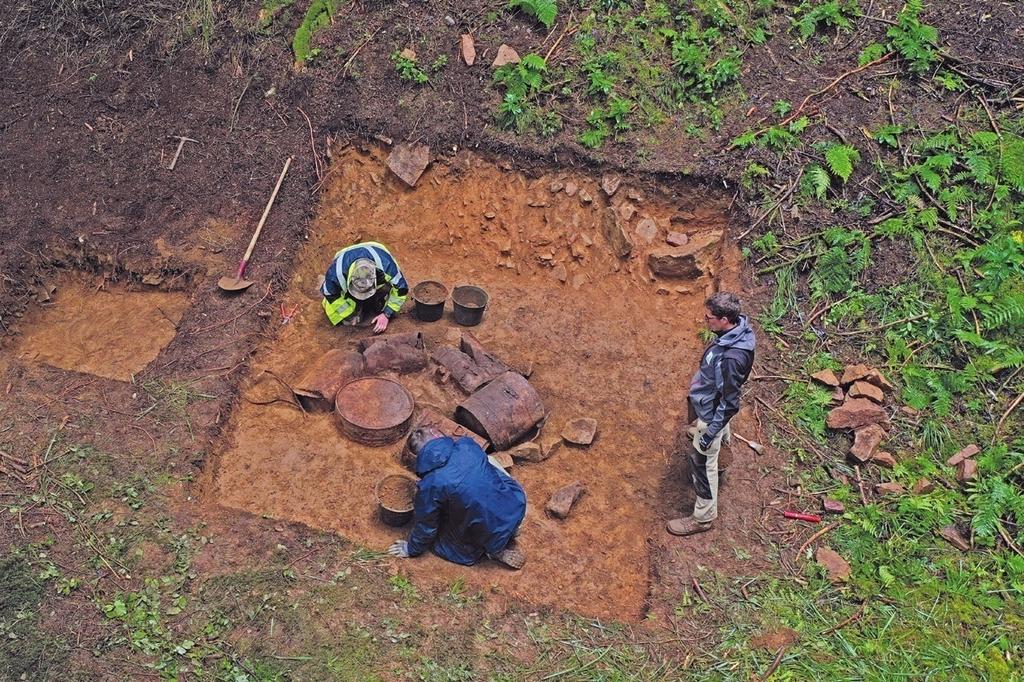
[667,292,756,537]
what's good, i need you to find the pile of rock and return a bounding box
[817,364,895,476]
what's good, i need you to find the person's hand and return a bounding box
[387,540,409,558]
[372,313,390,334]
[698,433,713,452]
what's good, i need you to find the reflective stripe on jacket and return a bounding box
[320,242,409,325]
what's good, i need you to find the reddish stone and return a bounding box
[507,442,546,463]
[911,478,935,495]
[490,452,513,469]
[811,369,841,388]
[875,481,906,496]
[815,547,851,583]
[561,417,598,446]
[601,207,634,259]
[840,364,891,390]
[849,381,884,404]
[822,498,845,514]
[491,44,520,68]
[827,399,889,430]
[946,444,980,467]
[840,363,872,385]
[546,481,587,519]
[460,34,476,66]
[938,525,970,552]
[831,387,846,404]
[647,231,722,280]
[849,424,886,463]
[871,451,897,468]
[666,231,689,247]
[957,459,978,484]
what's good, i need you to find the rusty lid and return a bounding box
[335,376,414,433]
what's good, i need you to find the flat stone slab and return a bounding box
[546,481,586,519]
[387,142,431,187]
[562,417,598,445]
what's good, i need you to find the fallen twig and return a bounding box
[297,107,322,181]
[795,522,840,559]
[854,465,868,506]
[821,601,867,636]
[995,391,1023,438]
[759,647,785,681]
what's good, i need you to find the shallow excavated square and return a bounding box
[16,275,189,381]
[212,144,742,619]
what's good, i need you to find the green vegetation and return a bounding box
[727,2,1024,675]
[509,0,558,30]
[292,0,336,64]
[493,54,560,135]
[391,49,429,84]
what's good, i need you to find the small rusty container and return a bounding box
[334,377,415,446]
[454,371,545,451]
[375,473,417,526]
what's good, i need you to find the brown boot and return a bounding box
[666,516,713,537]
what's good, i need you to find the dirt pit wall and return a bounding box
[209,142,752,620]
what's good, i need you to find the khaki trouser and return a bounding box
[690,419,731,523]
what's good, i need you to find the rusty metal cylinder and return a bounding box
[454,372,544,451]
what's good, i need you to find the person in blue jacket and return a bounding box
[387,427,527,569]
[320,241,408,333]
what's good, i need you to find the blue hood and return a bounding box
[406,436,527,565]
[415,436,454,477]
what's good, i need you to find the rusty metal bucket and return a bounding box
[454,371,544,451]
[293,350,366,411]
[334,376,415,446]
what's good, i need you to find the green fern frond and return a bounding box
[1001,136,1024,192]
[804,164,831,199]
[824,143,860,183]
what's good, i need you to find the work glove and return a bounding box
[387,540,409,558]
[698,433,714,452]
[372,313,390,334]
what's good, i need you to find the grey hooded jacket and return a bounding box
[688,315,756,441]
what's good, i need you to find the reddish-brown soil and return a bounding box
[208,143,777,620]
[15,274,190,381]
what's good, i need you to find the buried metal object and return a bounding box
[334,376,415,446]
[454,371,544,451]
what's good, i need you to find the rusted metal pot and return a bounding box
[454,371,544,451]
[293,350,366,411]
[335,376,415,446]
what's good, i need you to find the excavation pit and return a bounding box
[15,274,189,381]
[212,144,752,619]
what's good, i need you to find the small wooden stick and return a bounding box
[854,465,868,506]
[168,135,199,171]
[795,522,839,560]
[821,601,867,636]
[759,647,785,681]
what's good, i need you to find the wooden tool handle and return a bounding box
[239,156,292,275]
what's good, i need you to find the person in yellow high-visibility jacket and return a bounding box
[320,242,409,333]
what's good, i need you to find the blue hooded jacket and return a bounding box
[406,436,527,565]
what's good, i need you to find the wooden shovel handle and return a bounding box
[238,156,292,275]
